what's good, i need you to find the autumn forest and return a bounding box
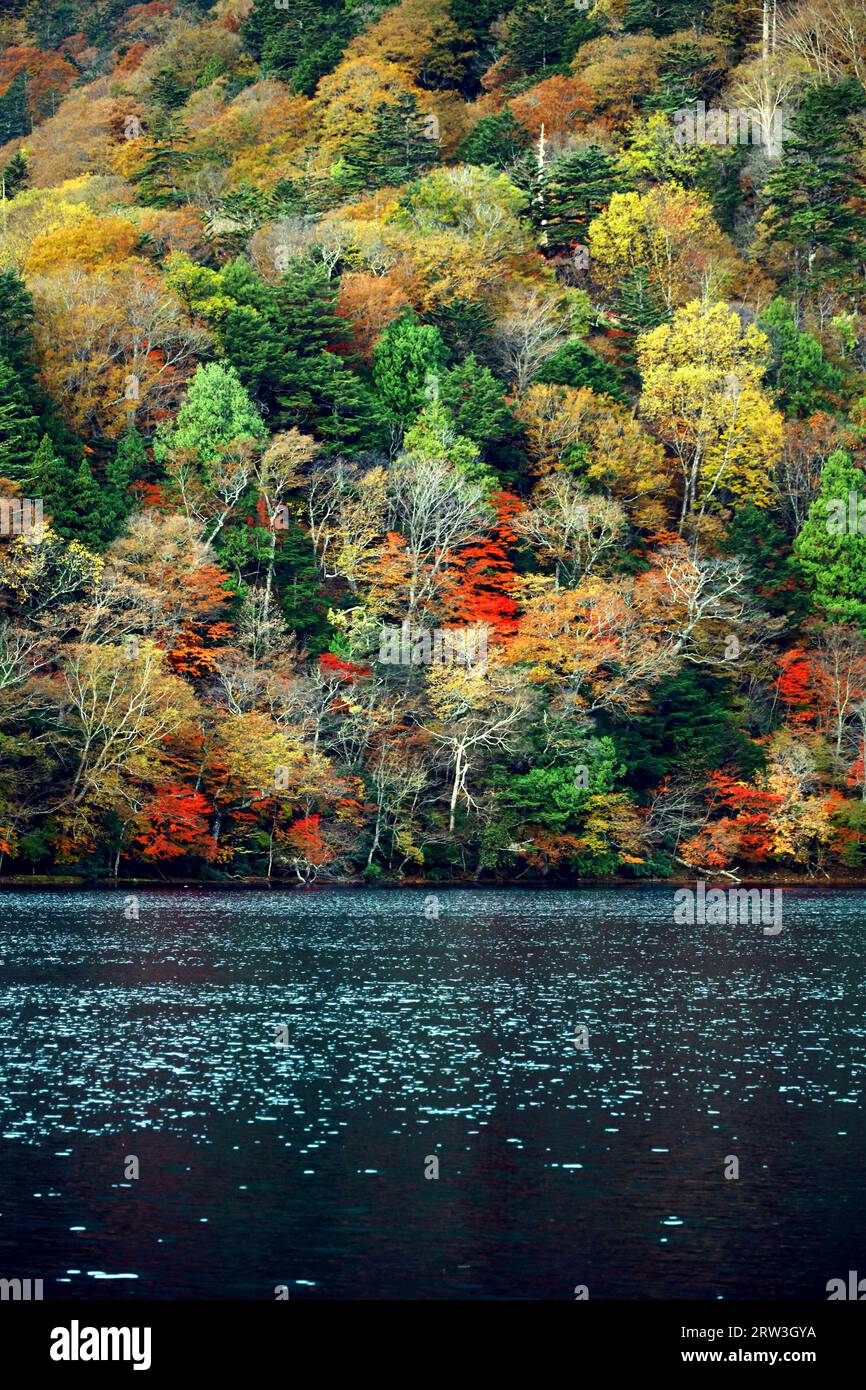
[1,0,866,886]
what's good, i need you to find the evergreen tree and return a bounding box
[758,298,843,417]
[244,0,354,95]
[69,457,114,551]
[643,40,724,115]
[505,0,595,75]
[449,0,509,42]
[694,144,748,233]
[537,146,626,251]
[340,95,437,193]
[448,0,509,94]
[271,257,346,359]
[372,311,449,434]
[107,427,150,530]
[134,115,194,207]
[622,0,713,38]
[274,521,331,649]
[429,299,495,360]
[725,500,810,623]
[206,256,376,453]
[0,355,39,481]
[456,109,529,169]
[535,340,629,403]
[276,350,382,455]
[1,151,30,199]
[793,450,866,628]
[615,267,669,376]
[0,72,30,145]
[154,362,267,472]
[0,271,38,393]
[763,80,866,297]
[26,433,78,537]
[602,666,764,789]
[439,355,526,476]
[149,67,191,112]
[23,0,78,48]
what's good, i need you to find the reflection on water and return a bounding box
[0,886,864,1300]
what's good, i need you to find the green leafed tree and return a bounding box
[69,456,115,551]
[762,80,866,299]
[373,310,449,437]
[757,298,843,418]
[793,450,866,629]
[439,355,526,475]
[456,108,529,169]
[535,145,627,252]
[243,0,354,95]
[26,433,85,541]
[0,72,30,145]
[155,362,267,471]
[107,427,150,531]
[535,339,628,403]
[133,115,194,208]
[0,271,38,396]
[504,0,595,75]
[339,94,437,193]
[1,150,29,199]
[0,355,39,481]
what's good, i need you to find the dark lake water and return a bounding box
[0,886,864,1301]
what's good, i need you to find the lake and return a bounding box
[0,886,864,1300]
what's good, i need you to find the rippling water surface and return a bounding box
[0,886,864,1300]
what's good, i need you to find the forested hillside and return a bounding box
[1,0,865,883]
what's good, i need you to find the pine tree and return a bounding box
[643,40,724,115]
[450,0,509,43]
[0,72,30,145]
[70,456,115,551]
[272,257,346,359]
[134,115,194,208]
[616,267,669,376]
[725,500,810,623]
[456,109,529,169]
[149,67,191,112]
[429,299,495,359]
[107,427,150,531]
[537,146,626,251]
[621,0,712,38]
[244,0,353,95]
[273,521,330,649]
[340,95,437,193]
[535,340,628,403]
[505,1,593,75]
[1,151,29,199]
[212,256,376,451]
[763,80,866,297]
[372,311,449,434]
[793,450,866,629]
[758,298,843,418]
[0,355,39,481]
[439,355,526,477]
[278,350,382,455]
[154,362,267,473]
[26,433,77,534]
[0,271,38,394]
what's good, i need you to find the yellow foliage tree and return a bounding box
[588,184,744,312]
[637,299,785,527]
[315,56,422,166]
[346,0,471,89]
[25,214,140,275]
[514,383,672,528]
[383,164,532,309]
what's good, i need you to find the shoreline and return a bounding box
[3,874,866,891]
